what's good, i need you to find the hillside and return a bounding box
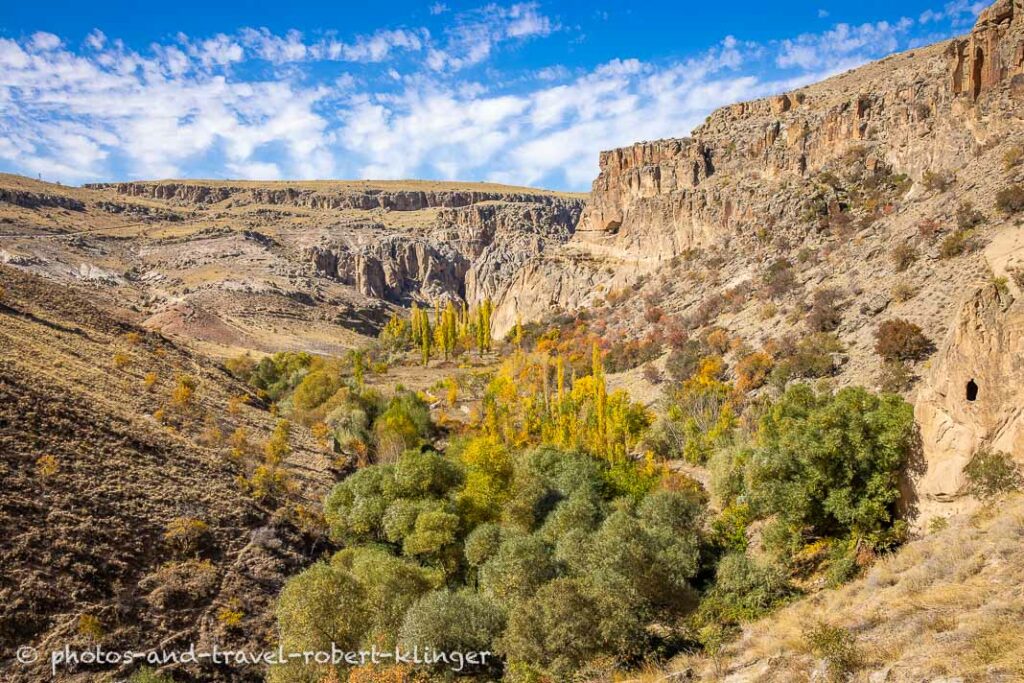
[493,0,1024,526]
[0,174,584,358]
[0,265,338,682]
[650,494,1024,682]
[1,2,1023,682]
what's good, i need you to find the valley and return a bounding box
[2,1,1024,681]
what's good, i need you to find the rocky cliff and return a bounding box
[495,0,1024,522]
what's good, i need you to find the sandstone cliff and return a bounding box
[494,0,1024,522]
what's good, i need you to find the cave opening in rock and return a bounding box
[966,379,978,402]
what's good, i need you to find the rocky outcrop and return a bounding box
[309,200,583,307]
[89,181,579,212]
[311,236,469,303]
[948,0,1023,100]
[0,187,84,211]
[494,0,1024,338]
[914,284,1024,517]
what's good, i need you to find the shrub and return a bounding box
[891,281,918,302]
[735,352,774,394]
[170,374,197,410]
[35,454,58,477]
[275,563,368,680]
[804,623,860,682]
[163,517,212,557]
[500,577,644,679]
[292,369,342,412]
[805,288,844,332]
[1004,145,1023,172]
[922,170,952,192]
[1010,267,1024,290]
[141,559,219,609]
[874,318,932,362]
[956,202,985,230]
[964,450,1022,499]
[890,243,918,272]
[762,258,796,298]
[479,535,558,606]
[665,340,705,382]
[878,360,914,392]
[772,333,844,386]
[939,230,974,258]
[399,590,504,664]
[112,352,130,369]
[77,613,105,642]
[693,552,793,628]
[996,184,1024,214]
[129,668,175,683]
[741,385,916,539]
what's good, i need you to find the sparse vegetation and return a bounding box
[939,230,976,259]
[996,184,1024,214]
[803,623,860,682]
[964,450,1021,499]
[891,281,918,302]
[921,170,952,192]
[1004,145,1023,172]
[956,201,985,230]
[890,243,917,272]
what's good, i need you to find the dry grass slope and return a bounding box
[652,495,1024,682]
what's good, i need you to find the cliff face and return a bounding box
[305,199,583,305]
[90,181,576,212]
[495,0,1024,522]
[561,0,1022,271]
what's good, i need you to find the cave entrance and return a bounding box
[966,379,979,402]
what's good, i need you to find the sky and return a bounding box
[0,0,989,190]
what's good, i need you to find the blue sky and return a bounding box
[0,0,987,190]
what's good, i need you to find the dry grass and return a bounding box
[647,495,1024,682]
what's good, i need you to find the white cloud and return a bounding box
[85,30,107,51]
[30,32,62,51]
[0,3,974,189]
[919,1,987,26]
[776,18,914,70]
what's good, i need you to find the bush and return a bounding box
[762,258,796,298]
[964,450,1022,499]
[399,590,504,667]
[939,230,975,258]
[163,517,212,557]
[500,577,645,679]
[740,385,916,540]
[735,352,774,394]
[277,562,368,651]
[693,552,793,628]
[996,184,1024,214]
[891,281,918,302]
[804,623,860,682]
[956,201,985,230]
[890,243,917,272]
[878,359,914,392]
[874,318,932,362]
[129,668,175,683]
[805,288,844,332]
[922,170,952,192]
[1004,145,1023,172]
